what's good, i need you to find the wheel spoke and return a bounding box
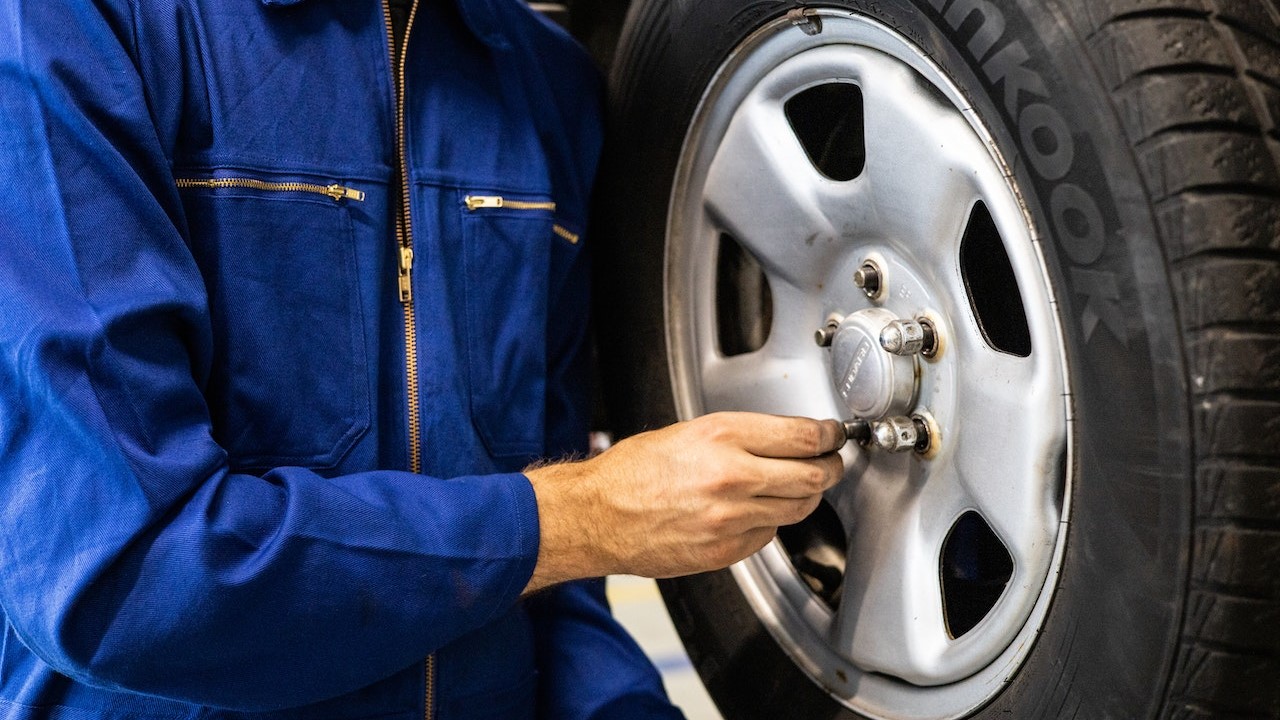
[845,52,987,264]
[826,462,961,684]
[943,341,1065,566]
[703,93,838,287]
[761,276,825,351]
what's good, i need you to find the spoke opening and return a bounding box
[715,233,774,357]
[777,497,847,611]
[940,511,1013,639]
[784,82,866,182]
[959,201,1032,357]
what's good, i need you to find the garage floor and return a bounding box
[607,575,723,720]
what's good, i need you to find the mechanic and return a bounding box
[0,0,845,718]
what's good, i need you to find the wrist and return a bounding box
[523,458,615,594]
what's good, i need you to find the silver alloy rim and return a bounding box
[665,11,1073,719]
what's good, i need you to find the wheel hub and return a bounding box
[830,307,918,420]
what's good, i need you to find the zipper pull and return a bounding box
[398,246,414,303]
[553,224,580,245]
[326,184,366,202]
[465,195,503,211]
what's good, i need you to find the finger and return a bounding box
[738,453,844,499]
[695,526,781,574]
[738,527,782,561]
[734,494,825,529]
[700,412,846,458]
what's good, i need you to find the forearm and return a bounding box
[523,414,847,593]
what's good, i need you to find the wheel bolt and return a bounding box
[909,414,933,454]
[814,320,840,348]
[879,317,938,357]
[853,261,882,299]
[869,415,932,454]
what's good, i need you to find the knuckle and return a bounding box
[823,455,844,485]
[692,414,732,444]
[704,505,736,532]
[795,422,823,456]
[705,465,739,495]
[804,464,828,491]
[799,495,822,521]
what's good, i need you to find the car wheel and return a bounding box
[593,1,1280,718]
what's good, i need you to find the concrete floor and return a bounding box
[607,575,724,720]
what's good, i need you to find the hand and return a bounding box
[523,412,846,593]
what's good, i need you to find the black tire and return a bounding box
[592,0,1280,718]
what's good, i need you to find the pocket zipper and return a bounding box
[175,177,366,202]
[463,195,555,211]
[463,195,580,244]
[551,224,580,244]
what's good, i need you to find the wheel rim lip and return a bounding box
[663,11,1075,719]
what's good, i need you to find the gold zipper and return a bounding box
[381,1,434,717]
[383,0,422,476]
[463,194,556,212]
[423,653,436,720]
[174,177,365,202]
[464,195,580,244]
[552,224,580,245]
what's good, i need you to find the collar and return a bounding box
[260,0,510,50]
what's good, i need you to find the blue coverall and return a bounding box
[0,0,684,717]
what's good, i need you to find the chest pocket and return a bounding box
[178,174,371,471]
[460,193,581,461]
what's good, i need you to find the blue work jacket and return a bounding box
[0,0,684,718]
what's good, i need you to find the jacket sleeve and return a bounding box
[0,2,538,711]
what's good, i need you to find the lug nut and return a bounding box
[869,415,933,454]
[879,317,938,357]
[814,320,840,348]
[871,416,918,453]
[853,261,882,299]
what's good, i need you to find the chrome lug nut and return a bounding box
[814,319,840,348]
[853,260,882,299]
[871,416,918,453]
[870,415,932,454]
[878,321,920,355]
[879,317,938,357]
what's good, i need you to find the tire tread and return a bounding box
[1158,193,1280,260]
[1088,2,1280,716]
[1085,0,1280,712]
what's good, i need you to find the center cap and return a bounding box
[829,307,918,420]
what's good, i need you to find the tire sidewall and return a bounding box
[596,0,1193,717]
